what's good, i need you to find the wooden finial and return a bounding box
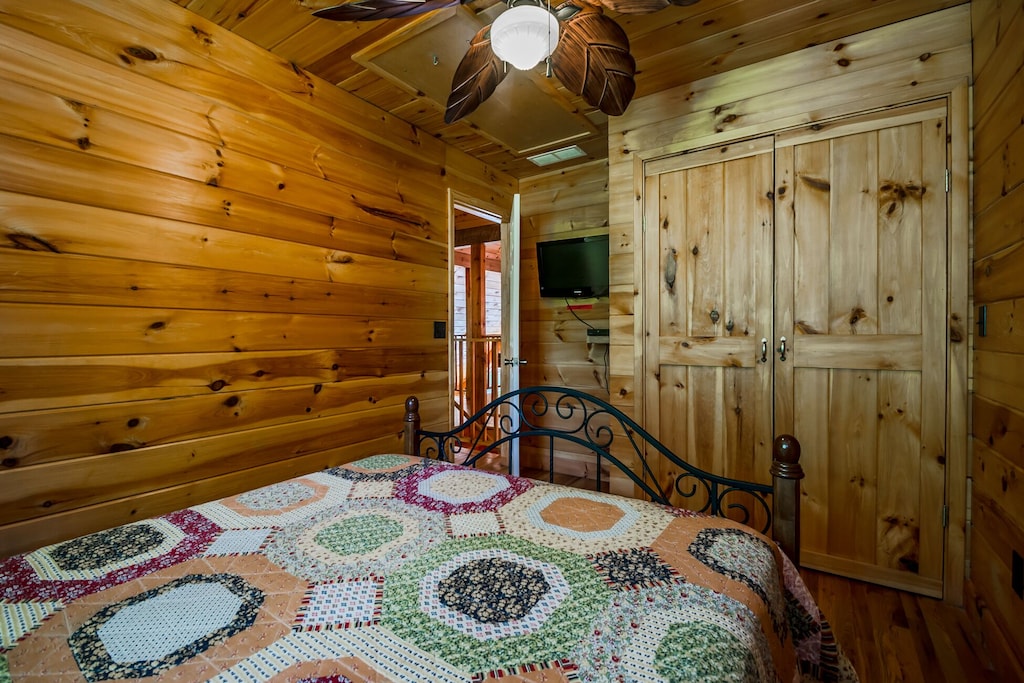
[403,396,420,456]
[771,434,803,477]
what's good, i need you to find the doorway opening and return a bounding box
[452,204,503,446]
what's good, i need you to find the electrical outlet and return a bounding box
[433,321,446,339]
[587,328,610,337]
[1013,550,1023,600]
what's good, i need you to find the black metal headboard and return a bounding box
[402,386,803,563]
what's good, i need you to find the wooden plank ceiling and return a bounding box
[171,0,966,179]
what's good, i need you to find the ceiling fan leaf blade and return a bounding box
[444,26,508,124]
[313,0,461,22]
[591,64,636,115]
[551,4,637,116]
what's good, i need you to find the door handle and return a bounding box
[760,338,768,364]
[503,358,528,366]
[777,336,787,362]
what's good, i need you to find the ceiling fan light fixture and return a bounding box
[489,4,560,71]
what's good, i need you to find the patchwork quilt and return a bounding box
[0,455,855,682]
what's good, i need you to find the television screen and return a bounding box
[536,235,609,298]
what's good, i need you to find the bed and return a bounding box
[0,386,856,682]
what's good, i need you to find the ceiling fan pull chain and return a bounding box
[546,0,553,77]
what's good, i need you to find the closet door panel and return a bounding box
[829,134,880,336]
[827,368,880,564]
[791,140,831,338]
[644,142,775,517]
[792,367,830,558]
[876,370,923,570]
[777,102,947,595]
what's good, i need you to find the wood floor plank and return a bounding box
[917,592,997,681]
[848,579,884,680]
[801,570,999,681]
[901,590,946,681]
[865,583,909,680]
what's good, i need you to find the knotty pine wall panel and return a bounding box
[520,160,610,396]
[0,0,515,557]
[518,160,610,477]
[968,0,1024,676]
[623,0,967,101]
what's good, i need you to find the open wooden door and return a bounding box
[501,194,523,475]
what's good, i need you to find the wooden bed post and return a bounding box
[403,396,420,456]
[770,434,804,565]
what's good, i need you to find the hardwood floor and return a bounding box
[500,461,998,682]
[800,569,995,682]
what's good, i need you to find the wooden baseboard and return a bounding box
[801,550,943,598]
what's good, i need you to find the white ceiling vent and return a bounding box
[527,145,587,167]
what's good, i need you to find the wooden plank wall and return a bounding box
[518,160,610,477]
[608,7,972,592]
[968,0,1024,676]
[0,0,515,558]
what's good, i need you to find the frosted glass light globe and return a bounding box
[490,5,560,71]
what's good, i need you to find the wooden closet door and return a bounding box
[643,139,775,512]
[774,101,948,596]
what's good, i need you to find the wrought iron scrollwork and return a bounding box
[669,473,772,534]
[412,386,774,533]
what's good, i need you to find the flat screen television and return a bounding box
[536,234,609,298]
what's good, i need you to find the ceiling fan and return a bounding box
[313,0,700,124]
